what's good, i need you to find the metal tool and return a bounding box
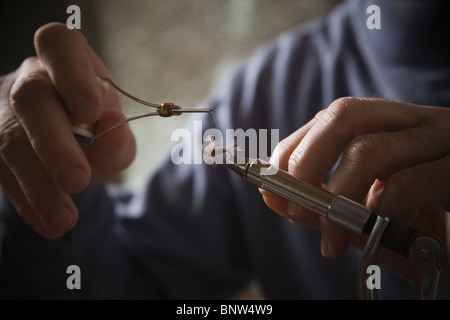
[226,156,442,299]
[73,77,215,144]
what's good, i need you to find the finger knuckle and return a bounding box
[345,135,381,165]
[0,121,28,157]
[1,71,18,100]
[312,108,328,122]
[9,72,50,113]
[385,170,416,201]
[20,56,39,69]
[328,97,365,120]
[288,144,305,174]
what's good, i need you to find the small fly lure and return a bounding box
[202,136,240,165]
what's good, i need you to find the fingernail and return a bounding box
[73,96,99,123]
[97,76,109,94]
[58,166,88,193]
[287,202,299,217]
[46,205,73,230]
[259,188,275,198]
[321,233,330,257]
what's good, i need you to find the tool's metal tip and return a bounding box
[226,156,249,177]
[74,134,94,145]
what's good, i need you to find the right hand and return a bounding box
[261,97,450,288]
[0,23,136,239]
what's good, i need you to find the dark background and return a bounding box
[0,0,100,74]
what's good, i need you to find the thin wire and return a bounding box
[99,77,160,108]
[91,112,160,141]
[75,77,221,144]
[211,111,220,131]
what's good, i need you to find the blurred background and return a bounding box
[1,0,341,191]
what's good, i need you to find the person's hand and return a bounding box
[261,97,450,286]
[0,23,136,239]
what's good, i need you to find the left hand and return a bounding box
[261,97,450,286]
[0,23,136,239]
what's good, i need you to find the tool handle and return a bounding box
[246,158,418,257]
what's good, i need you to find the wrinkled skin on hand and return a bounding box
[0,23,136,239]
[262,97,450,288]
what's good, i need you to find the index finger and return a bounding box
[34,22,104,124]
[290,98,421,185]
[288,98,424,257]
